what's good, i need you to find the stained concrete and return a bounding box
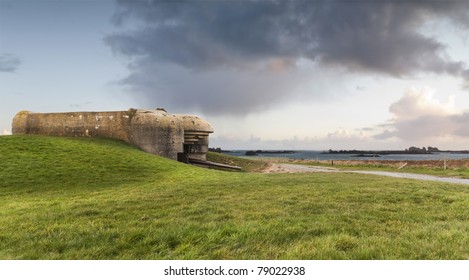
[12,108,213,161]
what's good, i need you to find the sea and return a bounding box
[222,150,469,161]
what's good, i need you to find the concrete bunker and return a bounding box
[12,108,214,163]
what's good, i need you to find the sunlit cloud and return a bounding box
[374,86,469,141]
[389,86,459,120]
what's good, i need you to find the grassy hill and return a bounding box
[206,151,269,172]
[0,135,468,259]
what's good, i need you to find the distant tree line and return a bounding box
[209,147,232,153]
[406,146,440,153]
[326,146,440,155]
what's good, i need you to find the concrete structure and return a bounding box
[12,108,213,162]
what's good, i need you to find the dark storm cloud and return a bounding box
[0,53,21,72]
[310,1,469,76]
[106,0,469,114]
[118,60,314,114]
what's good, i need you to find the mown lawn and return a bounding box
[0,135,468,259]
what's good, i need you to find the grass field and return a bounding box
[206,151,269,172]
[297,159,469,179]
[0,135,468,259]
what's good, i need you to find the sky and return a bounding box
[2,0,469,150]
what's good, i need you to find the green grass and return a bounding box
[206,151,268,172]
[1,135,468,259]
[301,160,469,179]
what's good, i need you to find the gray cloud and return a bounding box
[0,54,21,72]
[106,0,469,114]
[118,60,320,114]
[377,113,469,141]
[69,101,92,108]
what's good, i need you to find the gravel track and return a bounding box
[264,163,469,185]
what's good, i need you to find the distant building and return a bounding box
[12,108,213,162]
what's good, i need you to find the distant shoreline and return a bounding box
[218,149,469,161]
[324,149,469,155]
[244,150,296,156]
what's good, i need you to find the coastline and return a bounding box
[220,150,469,161]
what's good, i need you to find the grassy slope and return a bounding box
[206,151,269,172]
[0,135,468,259]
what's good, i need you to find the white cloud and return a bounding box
[375,86,469,142]
[327,129,368,140]
[1,128,12,135]
[389,86,458,120]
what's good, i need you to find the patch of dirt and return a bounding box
[261,163,339,174]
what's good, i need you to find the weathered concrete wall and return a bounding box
[12,108,213,161]
[12,110,132,142]
[128,110,185,160]
[178,115,212,161]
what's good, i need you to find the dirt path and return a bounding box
[263,163,469,185]
[263,163,339,173]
